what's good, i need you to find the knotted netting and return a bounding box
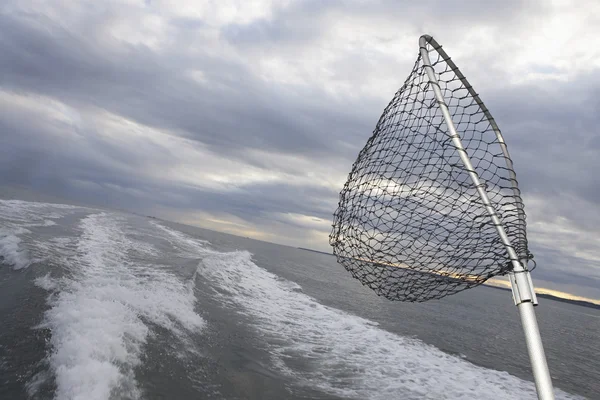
[330,35,532,302]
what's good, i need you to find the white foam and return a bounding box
[198,250,581,400]
[37,213,205,400]
[35,273,59,291]
[0,227,32,269]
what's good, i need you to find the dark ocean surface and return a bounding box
[0,199,598,399]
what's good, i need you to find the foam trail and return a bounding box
[198,250,581,400]
[38,213,205,400]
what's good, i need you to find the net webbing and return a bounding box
[330,37,531,302]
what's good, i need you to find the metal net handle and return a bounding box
[421,35,530,264]
[422,35,554,399]
[419,35,536,303]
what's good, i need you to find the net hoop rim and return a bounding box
[418,35,502,145]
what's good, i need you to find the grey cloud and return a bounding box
[487,75,600,211]
[221,0,530,48]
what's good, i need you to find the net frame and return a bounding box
[330,35,533,303]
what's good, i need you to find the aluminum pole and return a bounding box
[419,35,555,400]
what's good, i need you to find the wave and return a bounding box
[0,199,81,225]
[149,221,210,255]
[0,199,83,270]
[196,249,580,400]
[35,213,205,400]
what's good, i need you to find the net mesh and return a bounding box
[330,37,531,302]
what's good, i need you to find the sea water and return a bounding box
[0,199,597,399]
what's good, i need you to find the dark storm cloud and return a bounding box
[0,92,337,223]
[0,9,373,160]
[0,0,599,294]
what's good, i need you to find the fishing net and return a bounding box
[330,36,532,302]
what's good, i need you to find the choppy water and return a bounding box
[0,199,598,399]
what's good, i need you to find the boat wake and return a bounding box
[32,213,205,400]
[193,244,580,400]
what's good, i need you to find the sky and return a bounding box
[0,0,599,299]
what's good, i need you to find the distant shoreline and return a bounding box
[297,247,334,256]
[485,284,600,310]
[296,246,600,310]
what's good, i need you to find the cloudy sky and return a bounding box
[1,0,599,299]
